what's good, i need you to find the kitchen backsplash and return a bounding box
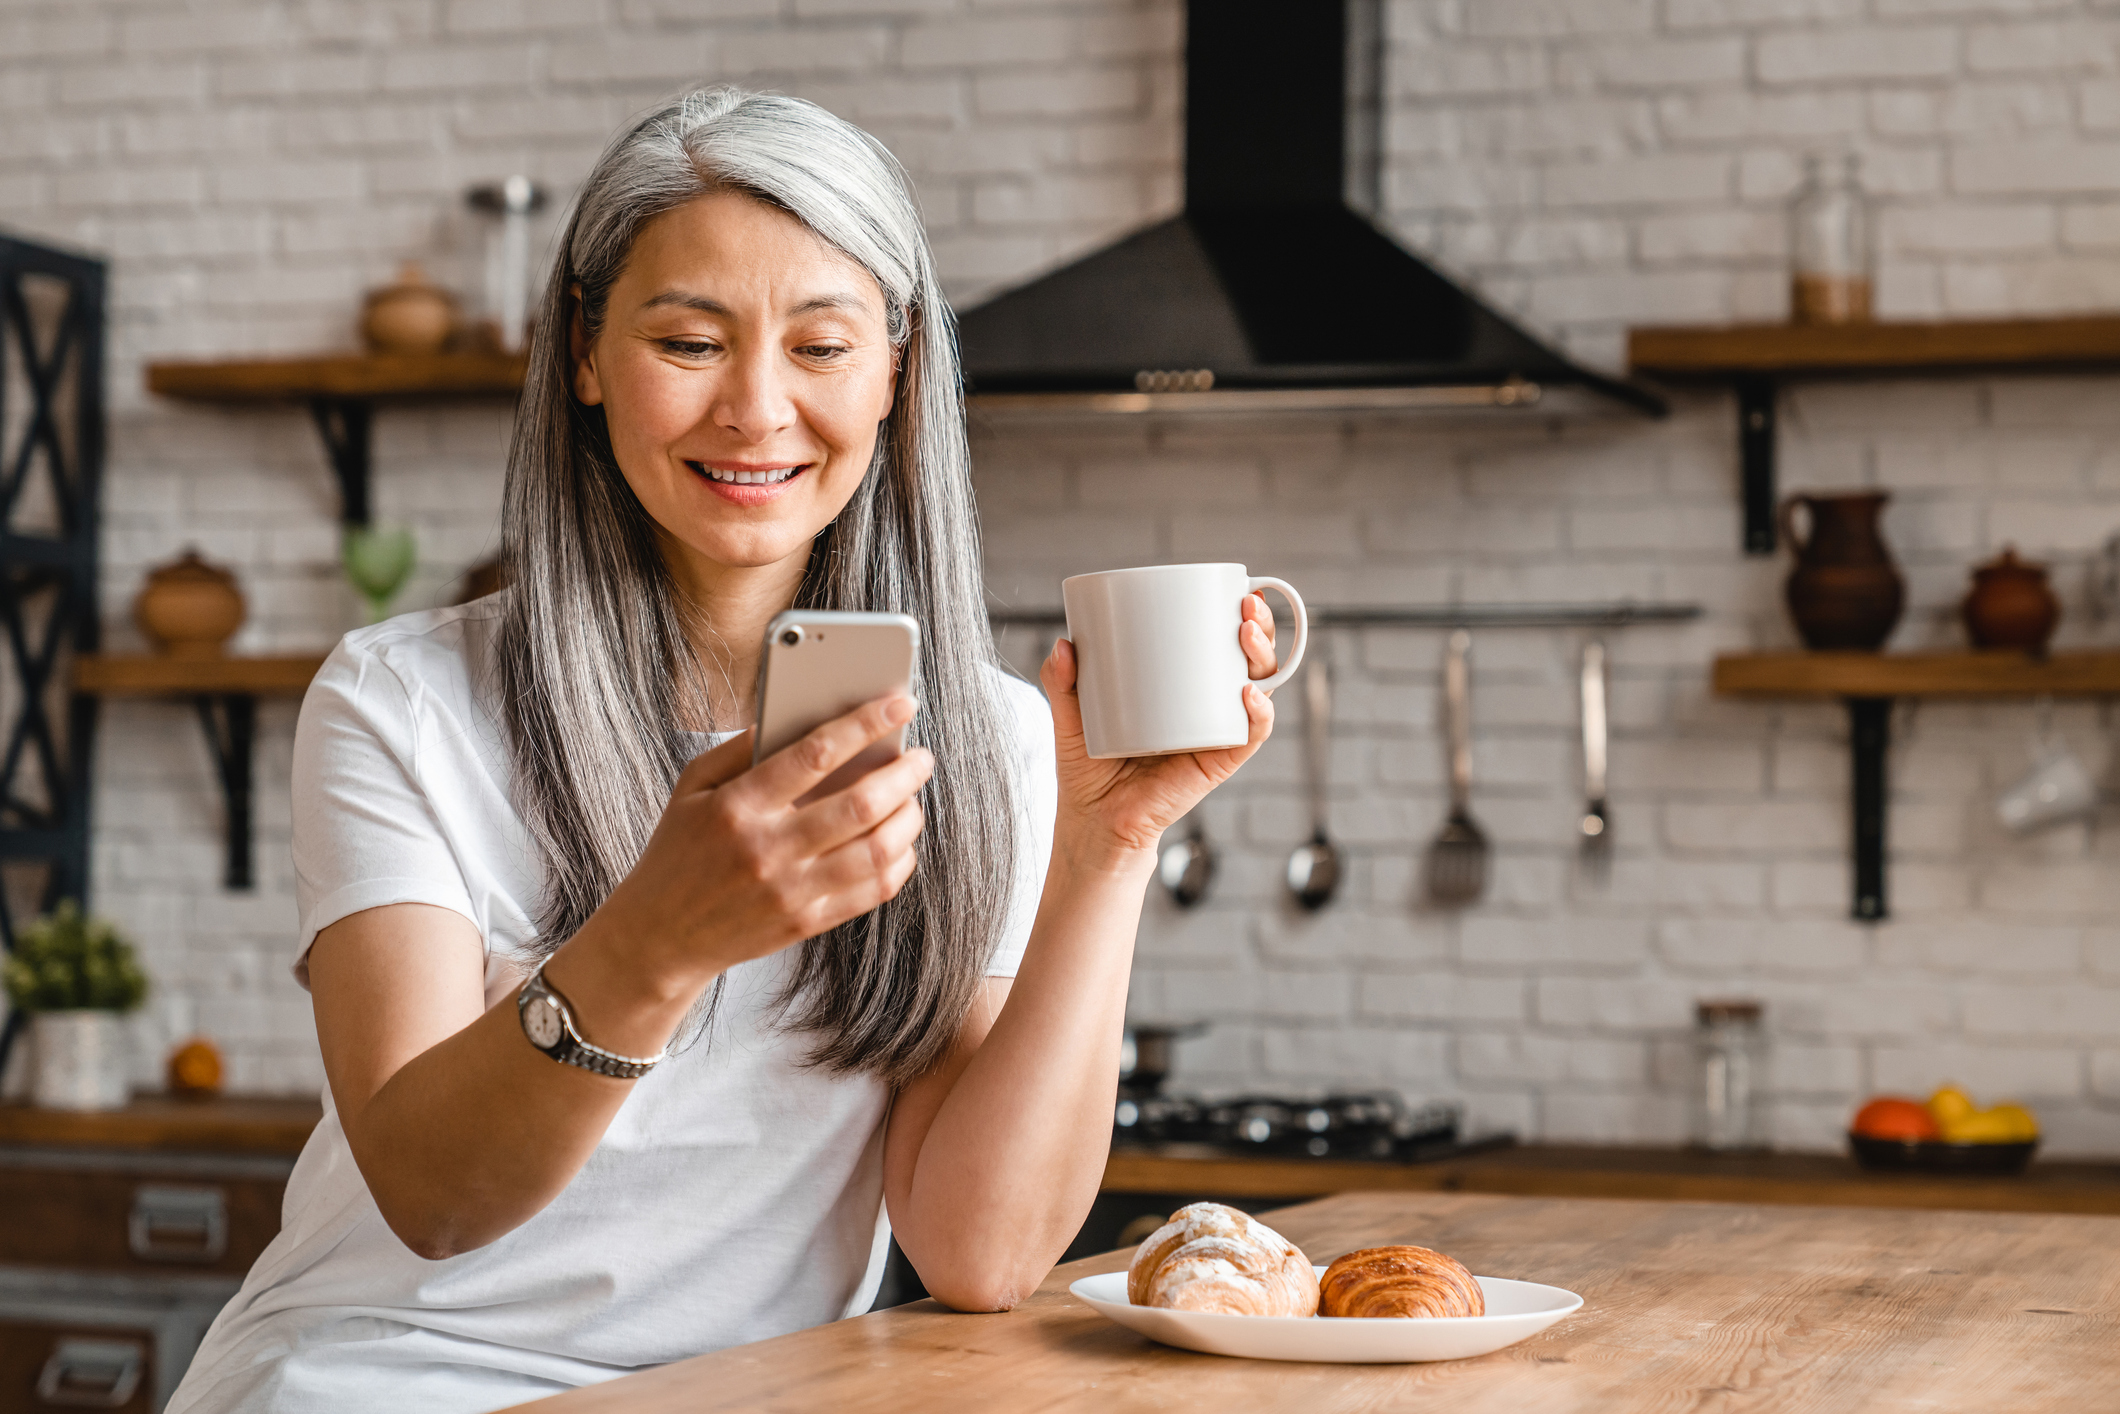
[4,0,2120,1152]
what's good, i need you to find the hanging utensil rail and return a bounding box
[988,601,1702,629]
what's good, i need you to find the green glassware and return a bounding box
[343,524,416,624]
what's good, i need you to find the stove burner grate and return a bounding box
[1112,1090,1462,1161]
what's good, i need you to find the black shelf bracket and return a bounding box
[1848,696,1890,922]
[191,694,258,891]
[1738,377,1777,556]
[307,397,373,526]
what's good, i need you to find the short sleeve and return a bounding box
[289,638,481,988]
[983,672,1056,979]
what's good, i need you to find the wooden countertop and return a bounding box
[0,1095,322,1156]
[503,1189,2120,1413]
[1103,1142,2120,1215]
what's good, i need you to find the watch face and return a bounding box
[525,997,563,1049]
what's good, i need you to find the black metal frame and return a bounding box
[0,234,106,1076]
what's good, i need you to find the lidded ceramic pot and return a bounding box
[1780,491,1904,651]
[1963,546,2060,653]
[360,260,457,356]
[134,550,244,658]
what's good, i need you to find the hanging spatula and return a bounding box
[1425,630,1488,906]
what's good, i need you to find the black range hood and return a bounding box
[956,0,1665,417]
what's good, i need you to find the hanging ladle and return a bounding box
[1285,656,1342,910]
[1157,814,1216,908]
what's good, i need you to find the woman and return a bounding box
[169,87,1282,1412]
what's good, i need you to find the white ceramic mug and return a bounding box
[1062,563,1308,759]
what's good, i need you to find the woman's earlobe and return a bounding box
[569,288,603,406]
[574,357,604,406]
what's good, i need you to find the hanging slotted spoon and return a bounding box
[1425,629,1488,906]
[1285,655,1341,910]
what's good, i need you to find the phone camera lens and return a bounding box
[779,627,803,647]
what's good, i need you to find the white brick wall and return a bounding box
[5,0,2120,1154]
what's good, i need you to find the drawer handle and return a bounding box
[36,1338,144,1408]
[128,1184,228,1264]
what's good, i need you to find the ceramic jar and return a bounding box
[1963,547,2061,653]
[1780,491,1905,651]
[134,550,244,657]
[31,1011,129,1111]
[360,260,457,356]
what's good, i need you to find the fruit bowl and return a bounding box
[1848,1132,2038,1175]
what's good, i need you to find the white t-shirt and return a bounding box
[167,597,1056,1414]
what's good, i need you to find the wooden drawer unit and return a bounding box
[0,1097,320,1410]
[0,1155,290,1277]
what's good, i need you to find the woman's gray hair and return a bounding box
[496,86,1015,1086]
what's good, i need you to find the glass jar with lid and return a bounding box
[1789,153,1873,325]
[1692,999,1766,1151]
[465,176,550,354]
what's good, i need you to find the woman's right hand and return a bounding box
[594,695,932,992]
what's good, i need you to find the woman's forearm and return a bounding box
[314,903,706,1260]
[887,826,1154,1309]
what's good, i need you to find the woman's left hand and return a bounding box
[1040,593,1279,865]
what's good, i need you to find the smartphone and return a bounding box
[753,610,920,800]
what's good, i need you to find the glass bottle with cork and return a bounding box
[1789,153,1873,325]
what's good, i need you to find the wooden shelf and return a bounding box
[146,350,526,402]
[146,351,529,525]
[1714,649,2120,699]
[1714,649,2120,921]
[72,653,327,696]
[1628,314,2120,556]
[1630,314,2120,379]
[72,654,327,888]
[0,1095,321,1157]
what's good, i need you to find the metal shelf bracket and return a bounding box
[307,397,372,526]
[1738,377,1777,556]
[1848,696,1890,921]
[191,695,257,890]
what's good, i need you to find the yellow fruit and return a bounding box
[1988,1104,2040,1141]
[1940,1109,2026,1145]
[1927,1085,1976,1127]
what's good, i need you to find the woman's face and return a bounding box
[573,190,897,582]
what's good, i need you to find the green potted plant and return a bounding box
[2,902,149,1111]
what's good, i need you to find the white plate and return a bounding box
[1068,1267,1583,1364]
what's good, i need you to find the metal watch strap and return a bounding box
[519,965,665,1080]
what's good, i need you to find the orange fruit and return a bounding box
[167,1037,224,1096]
[1852,1097,1942,1141]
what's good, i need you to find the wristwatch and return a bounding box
[517,965,665,1080]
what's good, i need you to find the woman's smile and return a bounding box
[687,459,810,504]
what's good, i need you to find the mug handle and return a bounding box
[1246,576,1308,694]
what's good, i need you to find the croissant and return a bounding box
[1127,1202,1319,1317]
[1318,1244,1484,1319]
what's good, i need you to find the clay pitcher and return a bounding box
[1963,546,2060,653]
[1781,491,1904,651]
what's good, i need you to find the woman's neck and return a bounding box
[660,530,812,730]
